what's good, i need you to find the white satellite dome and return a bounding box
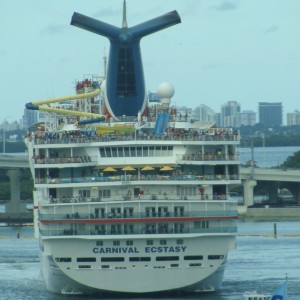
[157,82,175,98]
[157,82,175,107]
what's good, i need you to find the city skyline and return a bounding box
[0,99,294,130]
[1,0,300,122]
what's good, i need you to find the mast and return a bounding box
[122,0,128,28]
[103,48,107,79]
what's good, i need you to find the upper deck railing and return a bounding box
[28,128,240,146]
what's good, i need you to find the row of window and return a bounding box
[67,206,186,219]
[59,221,210,236]
[56,255,224,263]
[77,263,202,269]
[99,146,173,158]
[96,239,184,247]
[78,189,111,199]
[77,187,197,201]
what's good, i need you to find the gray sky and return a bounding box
[1,0,300,123]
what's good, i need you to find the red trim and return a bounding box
[34,205,39,209]
[40,216,238,224]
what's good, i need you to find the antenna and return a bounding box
[103,47,107,79]
[122,0,128,28]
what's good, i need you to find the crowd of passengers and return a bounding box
[32,154,92,164]
[47,192,229,204]
[32,152,235,164]
[36,173,238,186]
[27,126,239,144]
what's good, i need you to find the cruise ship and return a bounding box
[25,1,240,295]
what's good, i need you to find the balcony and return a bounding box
[40,226,238,237]
[34,173,240,186]
[40,209,238,221]
[31,129,240,146]
[33,155,97,166]
[177,153,239,163]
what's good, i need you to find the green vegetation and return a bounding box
[280,151,300,169]
[240,135,300,148]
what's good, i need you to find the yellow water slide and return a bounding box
[25,89,106,121]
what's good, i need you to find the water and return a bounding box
[0,221,299,299]
[238,146,300,168]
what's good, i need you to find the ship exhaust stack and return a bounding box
[71,4,181,119]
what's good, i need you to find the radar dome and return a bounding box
[157,82,175,98]
[157,82,175,107]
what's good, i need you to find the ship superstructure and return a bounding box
[25,1,239,295]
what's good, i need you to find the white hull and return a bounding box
[40,235,234,294]
[42,262,226,295]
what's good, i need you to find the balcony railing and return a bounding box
[178,154,239,162]
[40,226,238,237]
[30,130,240,146]
[40,209,238,221]
[33,155,97,165]
[42,192,235,204]
[35,174,240,185]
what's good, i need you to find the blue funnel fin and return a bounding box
[71,13,119,39]
[129,11,181,39]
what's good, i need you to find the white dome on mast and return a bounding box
[157,82,175,108]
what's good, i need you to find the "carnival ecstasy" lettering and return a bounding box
[92,246,187,254]
[145,246,187,253]
[93,247,139,254]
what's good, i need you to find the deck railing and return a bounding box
[40,209,238,221]
[40,226,238,237]
[33,155,97,165]
[178,154,239,162]
[35,174,240,185]
[42,192,234,204]
[30,130,239,146]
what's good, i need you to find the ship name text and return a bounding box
[92,246,187,254]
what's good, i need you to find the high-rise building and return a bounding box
[238,110,256,126]
[193,104,216,122]
[221,101,241,127]
[22,109,38,129]
[287,110,300,126]
[258,102,282,126]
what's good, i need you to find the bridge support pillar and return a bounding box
[295,183,300,205]
[5,169,27,215]
[242,179,257,207]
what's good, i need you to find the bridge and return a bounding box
[1,155,300,221]
[240,167,300,206]
[0,154,29,168]
[0,154,32,223]
[239,166,300,219]
[241,167,300,182]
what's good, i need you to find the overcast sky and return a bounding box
[1,0,300,124]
